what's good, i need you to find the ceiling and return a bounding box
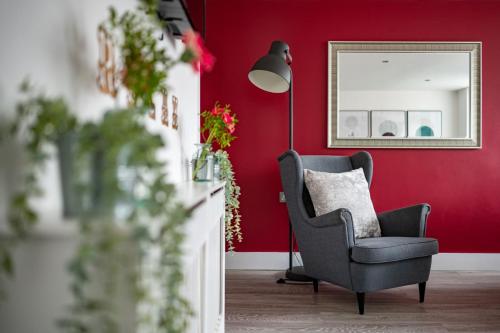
[338,52,470,91]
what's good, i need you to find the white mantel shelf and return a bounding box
[0,181,225,239]
[176,180,225,210]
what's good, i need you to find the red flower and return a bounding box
[182,30,215,74]
[227,123,236,134]
[211,105,224,116]
[200,101,237,150]
[222,113,233,125]
[200,48,215,73]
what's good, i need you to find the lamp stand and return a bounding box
[277,72,313,284]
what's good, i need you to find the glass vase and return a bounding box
[192,143,214,182]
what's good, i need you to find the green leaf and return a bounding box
[1,250,14,276]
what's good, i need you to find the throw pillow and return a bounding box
[304,168,381,238]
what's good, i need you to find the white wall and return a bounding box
[0,0,200,226]
[339,90,467,138]
[0,1,200,332]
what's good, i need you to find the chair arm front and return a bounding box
[295,208,355,288]
[304,208,356,249]
[377,203,431,237]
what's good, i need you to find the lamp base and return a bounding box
[276,266,314,283]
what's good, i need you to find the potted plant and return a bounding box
[192,102,243,250]
[192,102,237,181]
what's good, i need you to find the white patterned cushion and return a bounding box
[304,168,381,239]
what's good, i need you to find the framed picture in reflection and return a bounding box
[408,111,442,138]
[370,110,406,138]
[338,110,369,138]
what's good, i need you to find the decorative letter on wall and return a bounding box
[172,95,179,130]
[96,26,118,98]
[149,104,156,120]
[161,91,169,127]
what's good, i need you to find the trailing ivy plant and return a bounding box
[105,6,172,110]
[102,1,214,111]
[58,109,192,333]
[1,83,193,332]
[215,151,242,252]
[0,81,77,299]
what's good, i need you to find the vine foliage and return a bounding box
[58,109,192,333]
[215,151,242,252]
[2,82,193,332]
[105,6,172,110]
[0,81,77,299]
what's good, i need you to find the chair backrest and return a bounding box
[278,150,373,220]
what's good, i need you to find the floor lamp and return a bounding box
[248,41,312,282]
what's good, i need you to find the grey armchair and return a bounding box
[278,150,438,314]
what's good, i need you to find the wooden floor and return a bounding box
[225,270,500,333]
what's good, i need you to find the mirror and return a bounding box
[328,42,481,148]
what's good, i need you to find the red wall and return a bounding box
[201,0,500,253]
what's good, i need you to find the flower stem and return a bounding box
[192,130,215,180]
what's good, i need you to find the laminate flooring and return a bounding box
[225,270,500,333]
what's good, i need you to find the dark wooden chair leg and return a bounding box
[419,282,426,303]
[313,279,319,293]
[356,292,365,315]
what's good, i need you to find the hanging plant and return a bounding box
[0,81,77,299]
[105,7,171,109]
[215,151,243,252]
[100,2,214,110]
[1,83,193,331]
[58,109,192,333]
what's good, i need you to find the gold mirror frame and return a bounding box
[328,41,482,149]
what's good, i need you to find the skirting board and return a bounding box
[225,252,500,271]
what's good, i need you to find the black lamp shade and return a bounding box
[248,41,291,93]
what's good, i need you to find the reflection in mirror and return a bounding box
[328,42,481,149]
[339,52,470,139]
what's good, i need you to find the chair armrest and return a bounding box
[294,208,355,287]
[377,203,431,237]
[304,208,355,249]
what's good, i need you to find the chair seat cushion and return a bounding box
[351,237,438,264]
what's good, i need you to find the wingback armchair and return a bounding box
[278,150,438,314]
